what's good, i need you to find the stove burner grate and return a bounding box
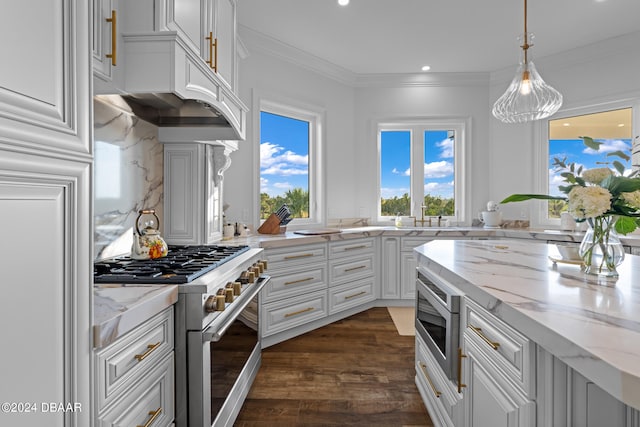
[94,245,251,284]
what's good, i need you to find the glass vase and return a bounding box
[578,216,625,278]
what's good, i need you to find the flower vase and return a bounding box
[578,216,625,278]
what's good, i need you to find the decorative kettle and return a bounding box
[131,209,168,260]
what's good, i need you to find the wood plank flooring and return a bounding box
[235,307,433,426]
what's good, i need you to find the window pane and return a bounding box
[260,111,310,220]
[380,130,411,216]
[423,130,455,216]
[548,108,633,218]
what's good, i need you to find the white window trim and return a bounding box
[533,98,640,228]
[376,117,470,225]
[256,97,326,230]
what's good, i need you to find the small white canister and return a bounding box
[223,223,235,240]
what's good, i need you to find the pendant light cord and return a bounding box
[521,0,529,64]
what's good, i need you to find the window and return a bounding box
[378,120,467,223]
[538,106,636,223]
[259,100,324,227]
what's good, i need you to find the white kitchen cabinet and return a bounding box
[0,2,92,426]
[381,237,401,299]
[161,0,238,91]
[93,0,124,94]
[95,308,175,426]
[462,335,536,427]
[162,142,236,244]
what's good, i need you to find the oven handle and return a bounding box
[202,275,270,343]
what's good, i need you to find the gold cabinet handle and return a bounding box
[344,265,366,272]
[469,325,500,350]
[134,341,161,361]
[137,407,162,427]
[105,10,117,66]
[284,253,314,260]
[419,362,441,398]
[205,32,218,72]
[344,245,367,251]
[284,307,314,318]
[284,277,314,286]
[344,291,366,300]
[457,347,467,393]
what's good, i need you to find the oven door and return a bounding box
[415,270,460,381]
[188,276,269,427]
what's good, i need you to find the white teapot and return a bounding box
[131,209,168,260]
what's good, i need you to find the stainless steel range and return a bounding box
[94,245,269,427]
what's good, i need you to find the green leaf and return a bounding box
[576,165,583,176]
[501,194,566,203]
[613,160,626,176]
[607,150,630,162]
[560,172,576,183]
[581,136,601,151]
[601,176,640,194]
[615,216,637,235]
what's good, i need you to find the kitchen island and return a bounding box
[415,239,640,426]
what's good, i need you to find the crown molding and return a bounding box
[239,25,489,88]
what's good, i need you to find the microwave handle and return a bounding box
[202,275,270,343]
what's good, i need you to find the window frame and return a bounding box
[257,98,325,229]
[376,118,469,225]
[533,99,640,228]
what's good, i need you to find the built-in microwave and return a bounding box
[415,266,462,382]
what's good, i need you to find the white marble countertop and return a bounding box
[414,239,640,411]
[93,284,178,349]
[222,225,640,249]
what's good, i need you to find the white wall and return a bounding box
[227,29,640,229]
[490,31,640,225]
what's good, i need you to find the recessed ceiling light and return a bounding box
[338,0,349,6]
[421,65,431,71]
[618,123,625,127]
[563,123,571,127]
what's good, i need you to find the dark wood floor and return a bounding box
[235,307,433,426]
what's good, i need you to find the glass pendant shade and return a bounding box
[492,34,563,124]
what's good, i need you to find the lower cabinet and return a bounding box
[462,335,536,427]
[95,307,175,426]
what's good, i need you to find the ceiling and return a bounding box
[236,0,640,75]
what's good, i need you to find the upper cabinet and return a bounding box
[92,0,247,140]
[167,0,238,91]
[93,0,124,94]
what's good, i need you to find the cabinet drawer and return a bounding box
[98,352,175,426]
[329,237,375,259]
[262,263,328,303]
[263,243,327,271]
[415,334,462,426]
[463,298,535,396]
[329,253,375,284]
[401,238,434,252]
[95,308,174,410]
[261,290,328,337]
[328,277,376,315]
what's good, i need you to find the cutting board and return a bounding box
[293,228,342,235]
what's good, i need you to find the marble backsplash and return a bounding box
[94,97,163,260]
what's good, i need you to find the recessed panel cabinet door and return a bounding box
[0,0,91,155]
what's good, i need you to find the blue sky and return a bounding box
[380,130,454,199]
[548,138,633,196]
[260,111,309,197]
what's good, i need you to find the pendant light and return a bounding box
[492,0,563,124]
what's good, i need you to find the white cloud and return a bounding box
[583,139,631,155]
[260,176,269,192]
[274,182,293,190]
[261,142,308,176]
[392,167,410,176]
[381,187,409,199]
[424,180,454,196]
[437,137,454,158]
[424,161,454,178]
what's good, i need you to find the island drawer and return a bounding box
[462,298,535,397]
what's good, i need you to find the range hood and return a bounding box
[119,32,247,141]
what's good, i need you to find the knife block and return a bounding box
[257,213,287,234]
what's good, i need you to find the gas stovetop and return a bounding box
[94,245,251,284]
